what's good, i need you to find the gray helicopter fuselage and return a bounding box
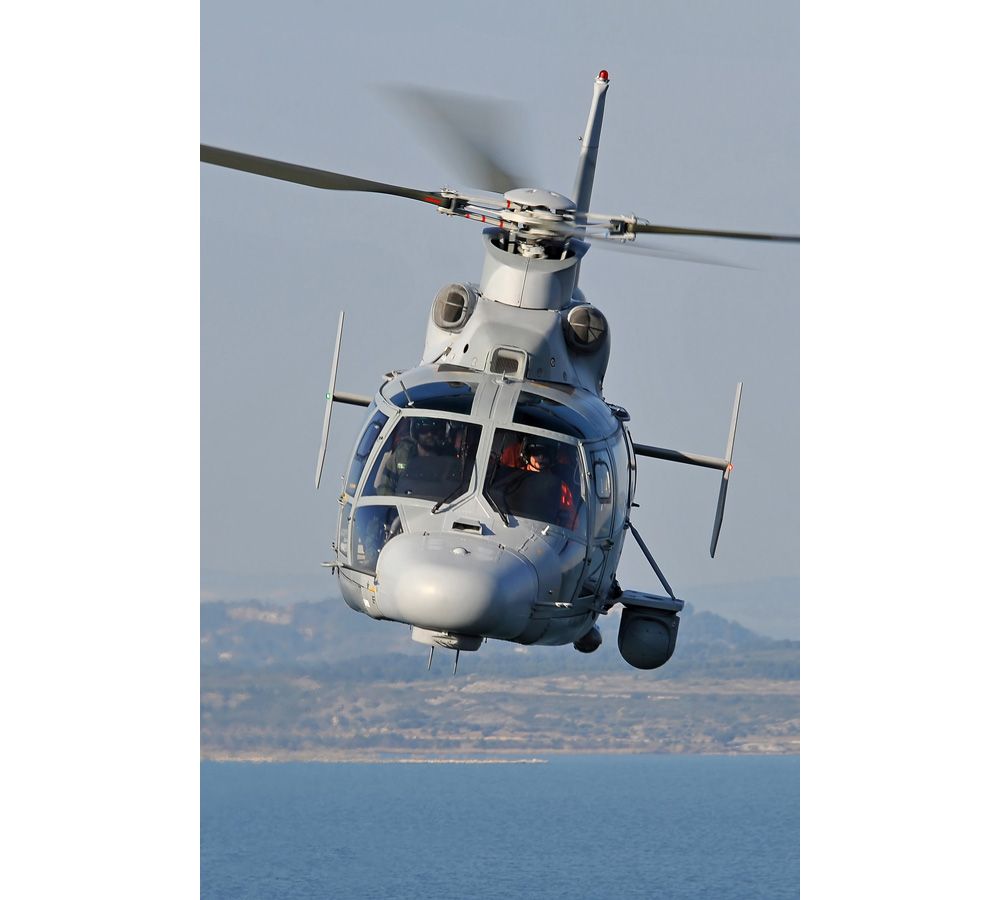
[335,366,633,649]
[333,231,633,651]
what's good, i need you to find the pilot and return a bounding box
[522,439,556,474]
[375,417,448,495]
[521,439,578,526]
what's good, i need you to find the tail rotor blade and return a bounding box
[315,311,347,490]
[710,382,742,558]
[709,470,731,559]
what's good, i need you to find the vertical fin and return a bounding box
[572,71,611,216]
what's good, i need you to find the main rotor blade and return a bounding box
[376,85,536,194]
[200,145,448,206]
[587,235,750,269]
[627,222,799,243]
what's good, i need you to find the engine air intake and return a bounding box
[432,283,476,330]
[563,304,608,352]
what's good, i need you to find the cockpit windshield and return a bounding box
[385,379,477,415]
[512,391,590,438]
[362,416,482,503]
[484,428,587,534]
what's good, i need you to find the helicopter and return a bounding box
[200,71,798,673]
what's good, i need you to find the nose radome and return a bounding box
[374,532,537,639]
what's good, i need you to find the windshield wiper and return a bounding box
[431,480,465,514]
[480,452,510,525]
[483,489,509,526]
[483,453,510,528]
[431,449,472,514]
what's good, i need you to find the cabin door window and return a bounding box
[583,448,615,594]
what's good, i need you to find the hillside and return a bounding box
[201,597,799,758]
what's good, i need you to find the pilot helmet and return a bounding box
[412,416,445,434]
[523,438,556,468]
[411,416,446,446]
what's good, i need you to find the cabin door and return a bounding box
[582,447,615,596]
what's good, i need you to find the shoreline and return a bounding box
[202,746,800,763]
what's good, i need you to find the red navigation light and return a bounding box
[599,70,609,81]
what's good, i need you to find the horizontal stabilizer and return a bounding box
[632,443,728,471]
[331,391,373,408]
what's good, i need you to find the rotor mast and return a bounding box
[571,70,610,217]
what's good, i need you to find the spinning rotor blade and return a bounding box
[626,222,799,243]
[200,145,448,206]
[587,235,750,269]
[377,84,535,194]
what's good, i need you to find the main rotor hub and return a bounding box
[503,188,576,215]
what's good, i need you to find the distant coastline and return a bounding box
[202,744,800,764]
[203,754,550,764]
[201,598,799,759]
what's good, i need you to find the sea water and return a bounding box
[201,755,798,899]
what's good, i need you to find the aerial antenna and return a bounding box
[572,70,610,216]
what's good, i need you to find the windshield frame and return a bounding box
[379,368,486,415]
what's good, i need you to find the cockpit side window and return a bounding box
[345,409,389,496]
[362,416,482,502]
[484,428,587,535]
